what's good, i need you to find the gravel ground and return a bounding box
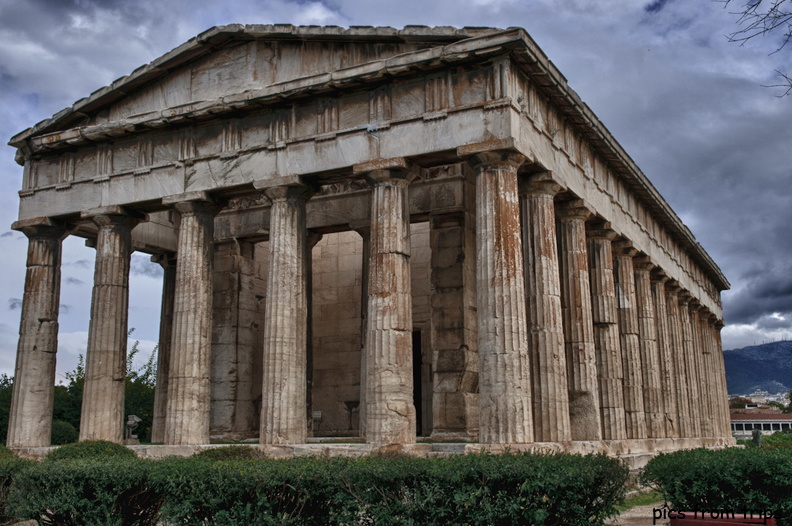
[608,502,667,526]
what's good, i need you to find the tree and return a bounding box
[721,0,792,95]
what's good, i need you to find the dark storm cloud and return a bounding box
[723,268,792,324]
[645,0,670,13]
[65,277,85,286]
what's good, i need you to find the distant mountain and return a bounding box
[723,341,792,395]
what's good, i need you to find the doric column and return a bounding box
[634,259,663,439]
[355,159,416,444]
[163,195,218,445]
[259,185,312,444]
[557,200,602,441]
[305,231,323,437]
[80,207,144,442]
[587,224,626,441]
[7,218,67,448]
[463,148,532,444]
[713,318,730,437]
[651,273,678,438]
[678,292,702,437]
[666,282,692,438]
[428,212,479,440]
[613,240,647,439]
[696,306,715,437]
[520,174,570,442]
[150,253,176,444]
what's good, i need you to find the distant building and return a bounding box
[731,412,792,438]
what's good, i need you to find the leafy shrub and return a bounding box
[46,440,136,461]
[192,445,266,461]
[641,447,792,525]
[149,452,627,526]
[51,419,78,445]
[0,455,34,525]
[9,457,161,526]
[761,432,792,450]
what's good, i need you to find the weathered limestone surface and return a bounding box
[713,320,730,437]
[6,219,66,448]
[360,165,416,445]
[150,254,176,444]
[694,306,714,437]
[557,201,602,442]
[80,209,142,443]
[465,149,533,444]
[666,283,692,438]
[587,226,626,441]
[678,294,702,437]
[613,241,647,440]
[652,274,678,438]
[429,209,479,440]
[260,186,312,444]
[211,240,265,440]
[633,260,663,439]
[521,175,571,443]
[165,199,216,445]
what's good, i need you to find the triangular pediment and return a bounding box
[10,24,501,147]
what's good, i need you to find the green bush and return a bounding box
[46,440,136,461]
[149,452,627,526]
[9,457,161,526]
[762,431,792,450]
[192,445,266,461]
[641,447,792,525]
[51,420,78,445]
[0,454,34,525]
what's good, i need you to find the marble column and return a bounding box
[587,224,626,441]
[666,282,691,438]
[80,207,144,442]
[651,274,678,438]
[6,218,67,448]
[713,318,730,437]
[696,306,715,437]
[260,185,312,444]
[465,150,532,444]
[634,259,663,439]
[356,161,416,444]
[678,293,702,437]
[520,174,570,442]
[164,196,217,445]
[613,240,647,439]
[557,200,602,441]
[150,253,176,444]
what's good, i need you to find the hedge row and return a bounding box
[641,447,792,525]
[0,444,629,526]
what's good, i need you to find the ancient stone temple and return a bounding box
[6,25,733,457]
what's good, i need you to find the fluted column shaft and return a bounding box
[666,285,692,437]
[469,151,532,444]
[260,186,311,444]
[679,295,702,437]
[634,262,663,438]
[713,320,730,437]
[696,308,715,437]
[557,201,601,441]
[80,211,142,442]
[521,176,570,442]
[150,254,176,444]
[7,220,66,448]
[165,200,216,445]
[354,226,371,439]
[587,226,626,440]
[652,275,678,437]
[613,242,647,439]
[362,169,416,444]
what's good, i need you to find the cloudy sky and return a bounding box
[0,0,790,380]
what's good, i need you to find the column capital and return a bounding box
[612,239,638,258]
[353,157,409,175]
[586,222,618,241]
[81,206,146,229]
[151,252,177,270]
[263,184,314,202]
[651,268,669,284]
[678,290,693,307]
[463,150,526,171]
[666,279,681,294]
[556,199,592,221]
[520,172,564,196]
[714,319,725,330]
[11,216,68,240]
[633,256,655,273]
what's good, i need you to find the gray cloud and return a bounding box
[65,277,85,286]
[8,298,21,311]
[130,255,163,279]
